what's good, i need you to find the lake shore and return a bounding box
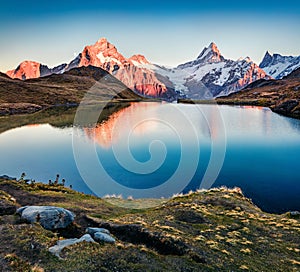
[177,98,300,120]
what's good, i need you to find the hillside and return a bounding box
[0,178,299,271]
[0,66,144,116]
[216,68,300,119]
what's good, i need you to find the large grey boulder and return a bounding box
[16,206,75,230]
[49,234,95,258]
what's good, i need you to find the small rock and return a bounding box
[16,206,75,230]
[85,227,115,243]
[94,232,116,243]
[290,211,300,217]
[86,227,110,236]
[49,234,95,258]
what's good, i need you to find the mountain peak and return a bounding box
[265,50,272,57]
[259,51,273,68]
[237,56,252,63]
[244,56,252,63]
[95,37,108,45]
[197,42,224,63]
[91,37,116,51]
[6,60,41,80]
[128,54,150,65]
[208,42,218,50]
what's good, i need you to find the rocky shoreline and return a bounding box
[0,103,43,116]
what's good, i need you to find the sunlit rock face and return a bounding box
[7,61,67,80]
[67,38,176,100]
[6,61,41,80]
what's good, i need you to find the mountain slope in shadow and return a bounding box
[0,66,144,116]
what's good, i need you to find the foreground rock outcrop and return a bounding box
[17,206,75,230]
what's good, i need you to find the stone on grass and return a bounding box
[49,234,95,258]
[86,227,110,236]
[290,211,300,217]
[93,231,116,243]
[16,206,75,230]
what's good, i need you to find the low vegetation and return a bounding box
[0,178,299,271]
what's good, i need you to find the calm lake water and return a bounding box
[1,102,300,213]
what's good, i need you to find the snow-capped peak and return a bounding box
[208,42,219,51]
[196,42,224,63]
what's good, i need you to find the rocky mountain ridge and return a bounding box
[259,51,300,79]
[5,38,300,100]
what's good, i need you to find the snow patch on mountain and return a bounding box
[97,52,122,66]
[152,66,189,93]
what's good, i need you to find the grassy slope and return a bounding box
[216,68,300,119]
[0,66,144,116]
[0,179,299,271]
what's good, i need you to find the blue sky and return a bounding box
[1,0,299,72]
